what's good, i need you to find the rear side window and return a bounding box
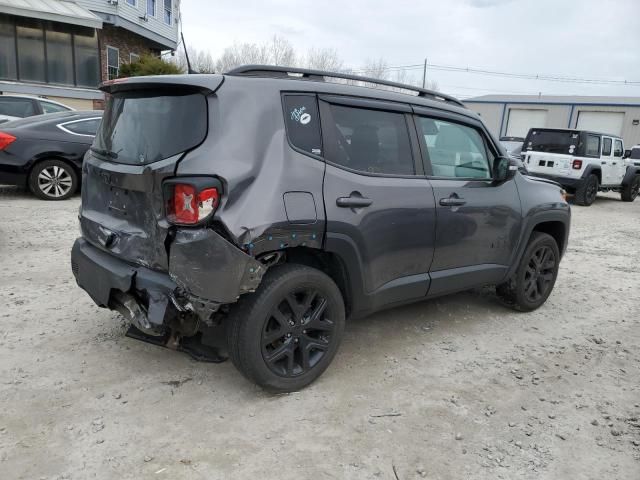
[60,118,101,136]
[283,94,322,156]
[585,135,601,157]
[602,138,612,156]
[614,140,623,157]
[94,89,207,165]
[417,117,492,179]
[0,97,35,117]
[324,104,414,175]
[41,101,70,114]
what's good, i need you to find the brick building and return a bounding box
[0,0,180,109]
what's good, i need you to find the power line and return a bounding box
[345,61,640,87]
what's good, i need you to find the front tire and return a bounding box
[226,264,345,393]
[28,159,78,200]
[497,232,560,312]
[621,175,640,202]
[574,173,599,206]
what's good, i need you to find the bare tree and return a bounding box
[305,47,343,72]
[267,35,295,67]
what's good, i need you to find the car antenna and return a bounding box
[181,32,197,74]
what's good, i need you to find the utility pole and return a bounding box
[422,58,428,88]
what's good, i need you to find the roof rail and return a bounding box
[226,65,466,108]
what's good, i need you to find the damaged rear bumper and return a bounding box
[71,230,265,332]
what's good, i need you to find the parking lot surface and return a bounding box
[1,186,639,479]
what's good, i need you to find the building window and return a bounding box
[75,29,99,87]
[107,46,119,80]
[130,53,140,63]
[126,0,136,5]
[164,0,172,24]
[0,15,17,80]
[147,0,156,17]
[16,20,46,83]
[46,29,73,85]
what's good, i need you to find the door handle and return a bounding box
[336,195,373,208]
[439,196,467,207]
[601,161,607,165]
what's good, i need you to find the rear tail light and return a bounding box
[0,132,16,150]
[165,181,220,225]
[572,159,583,170]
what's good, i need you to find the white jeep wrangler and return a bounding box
[522,128,640,206]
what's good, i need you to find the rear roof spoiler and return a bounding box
[100,74,224,94]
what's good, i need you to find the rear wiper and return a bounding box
[90,146,119,159]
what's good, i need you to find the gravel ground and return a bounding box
[1,185,639,480]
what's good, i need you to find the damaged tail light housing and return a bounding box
[0,132,16,150]
[164,177,222,225]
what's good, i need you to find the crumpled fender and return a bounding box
[169,229,265,304]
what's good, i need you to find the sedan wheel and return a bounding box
[29,160,78,200]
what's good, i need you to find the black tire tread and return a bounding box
[574,173,598,206]
[621,175,640,202]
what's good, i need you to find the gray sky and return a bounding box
[181,0,640,98]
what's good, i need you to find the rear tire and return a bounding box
[496,232,560,312]
[574,174,599,206]
[621,175,640,202]
[28,159,78,201]
[226,264,345,393]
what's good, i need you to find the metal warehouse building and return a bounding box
[464,95,640,147]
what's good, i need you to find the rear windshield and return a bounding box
[93,89,207,165]
[524,129,580,155]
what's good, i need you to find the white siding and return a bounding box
[76,0,178,46]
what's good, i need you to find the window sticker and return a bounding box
[291,106,311,125]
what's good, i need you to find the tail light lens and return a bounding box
[165,180,220,225]
[0,132,16,150]
[572,159,583,170]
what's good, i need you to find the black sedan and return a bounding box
[0,111,102,200]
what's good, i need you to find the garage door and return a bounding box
[576,111,624,136]
[506,109,548,138]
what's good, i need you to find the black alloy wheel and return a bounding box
[522,245,556,304]
[261,288,335,377]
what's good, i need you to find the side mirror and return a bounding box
[493,156,517,181]
[624,149,631,159]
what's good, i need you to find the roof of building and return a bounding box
[0,0,102,29]
[464,94,640,106]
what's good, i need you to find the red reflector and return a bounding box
[572,159,583,170]
[0,132,16,150]
[168,184,219,225]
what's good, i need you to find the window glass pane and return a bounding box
[63,118,100,135]
[147,0,156,16]
[126,0,136,5]
[46,30,73,85]
[41,101,70,113]
[418,117,491,179]
[16,22,45,82]
[107,47,119,80]
[283,95,321,155]
[0,97,35,117]
[0,15,17,80]
[326,104,414,175]
[614,140,623,157]
[602,138,612,156]
[585,135,600,157]
[164,0,172,24]
[74,31,99,87]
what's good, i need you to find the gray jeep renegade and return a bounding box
[71,66,570,392]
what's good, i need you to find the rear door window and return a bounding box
[93,89,207,165]
[0,97,35,117]
[323,104,414,175]
[416,117,492,179]
[283,94,322,156]
[41,101,71,114]
[602,138,612,156]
